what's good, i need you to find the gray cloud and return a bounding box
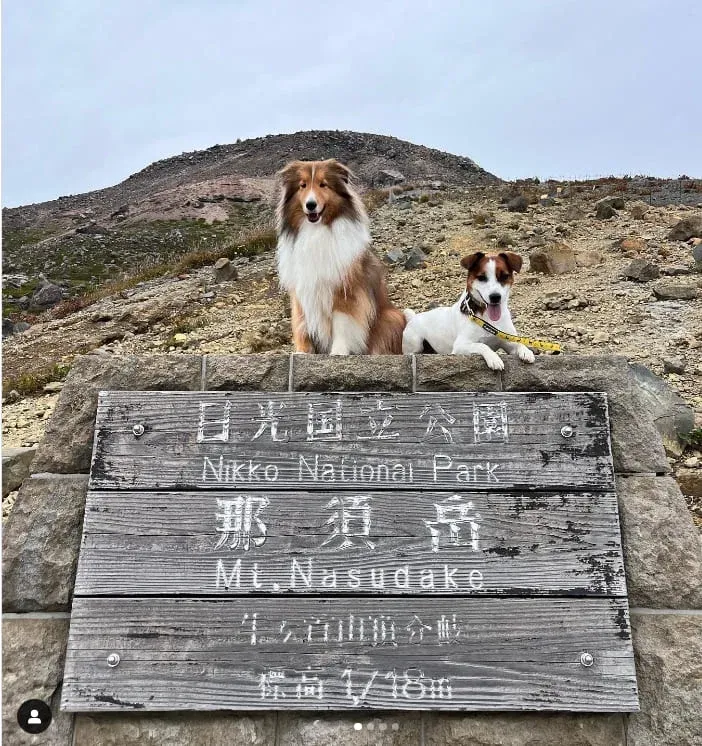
[2,0,701,206]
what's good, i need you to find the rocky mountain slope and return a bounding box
[4,130,497,226]
[2,131,498,312]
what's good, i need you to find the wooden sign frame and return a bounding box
[62,391,639,712]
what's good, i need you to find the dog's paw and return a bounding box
[518,345,535,364]
[484,351,505,371]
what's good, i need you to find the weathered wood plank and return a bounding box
[63,389,638,713]
[90,392,614,491]
[74,490,625,596]
[61,597,639,712]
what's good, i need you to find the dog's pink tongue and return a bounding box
[487,304,502,322]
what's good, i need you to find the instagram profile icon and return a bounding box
[17,699,52,734]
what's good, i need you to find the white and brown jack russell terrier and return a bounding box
[402,251,536,370]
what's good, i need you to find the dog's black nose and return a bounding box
[305,199,317,211]
[489,293,502,304]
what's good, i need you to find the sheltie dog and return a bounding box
[276,159,405,355]
[403,251,536,370]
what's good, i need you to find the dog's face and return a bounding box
[460,251,523,322]
[278,159,355,231]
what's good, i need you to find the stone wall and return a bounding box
[3,354,701,746]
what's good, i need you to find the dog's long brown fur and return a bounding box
[277,159,405,355]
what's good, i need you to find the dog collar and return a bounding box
[459,297,561,353]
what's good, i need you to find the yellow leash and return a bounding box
[460,298,561,353]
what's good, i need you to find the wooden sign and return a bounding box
[62,391,638,712]
[89,391,614,491]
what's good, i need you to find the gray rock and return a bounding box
[110,203,129,218]
[563,204,586,222]
[1,446,36,498]
[384,247,405,264]
[12,321,31,333]
[393,190,414,203]
[507,195,529,212]
[2,318,14,336]
[693,242,702,269]
[415,355,502,392]
[628,362,695,457]
[616,476,702,608]
[529,243,577,274]
[424,713,625,745]
[661,265,692,276]
[575,250,603,268]
[595,202,617,219]
[404,246,428,270]
[625,259,660,282]
[500,356,670,475]
[629,201,650,219]
[212,257,238,283]
[538,195,556,207]
[652,282,698,300]
[74,714,275,745]
[2,618,73,745]
[2,474,88,611]
[662,356,686,374]
[278,713,420,746]
[293,355,412,392]
[627,613,702,746]
[76,222,110,235]
[667,214,702,241]
[375,168,406,186]
[31,355,202,474]
[595,195,625,210]
[30,281,64,310]
[205,354,290,391]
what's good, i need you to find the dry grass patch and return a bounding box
[43,227,277,322]
[363,188,391,212]
[472,211,493,226]
[3,363,71,398]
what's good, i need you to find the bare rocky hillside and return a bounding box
[2,131,498,312]
[4,130,497,228]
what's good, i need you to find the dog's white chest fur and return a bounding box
[277,217,369,348]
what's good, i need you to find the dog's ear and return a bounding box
[499,251,523,274]
[325,159,352,184]
[277,160,304,183]
[277,161,306,204]
[461,251,485,273]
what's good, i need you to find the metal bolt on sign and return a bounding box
[580,652,594,667]
[106,653,120,668]
[132,424,145,438]
[560,425,574,438]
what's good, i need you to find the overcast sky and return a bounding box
[2,0,701,207]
